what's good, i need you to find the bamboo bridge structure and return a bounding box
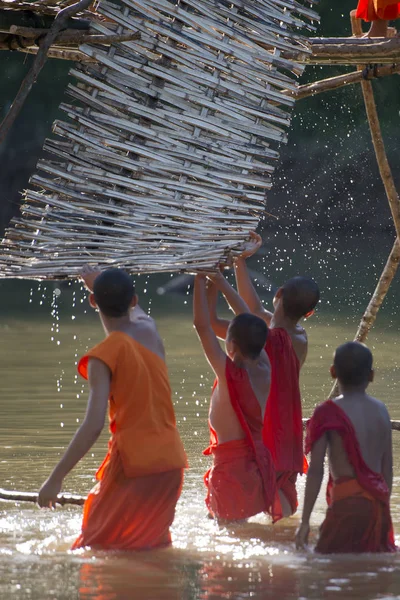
[0,0,399,401]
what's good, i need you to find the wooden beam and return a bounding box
[0,7,91,32]
[307,36,400,65]
[284,64,400,100]
[0,0,94,146]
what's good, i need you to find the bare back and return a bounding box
[210,354,270,444]
[328,393,392,480]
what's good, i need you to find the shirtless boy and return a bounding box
[296,342,395,553]
[193,272,279,522]
[38,267,187,550]
[211,232,319,519]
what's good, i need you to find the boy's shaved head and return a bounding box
[228,313,268,360]
[281,276,320,320]
[334,342,373,387]
[93,268,135,317]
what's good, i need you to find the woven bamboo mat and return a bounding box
[0,0,319,279]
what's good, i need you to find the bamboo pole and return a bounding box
[284,64,400,100]
[306,36,400,65]
[0,488,85,506]
[329,12,400,398]
[0,0,93,146]
[8,44,96,61]
[7,26,139,45]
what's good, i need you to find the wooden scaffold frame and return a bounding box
[0,3,399,402]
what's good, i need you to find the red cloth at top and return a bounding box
[356,0,400,21]
[263,328,305,474]
[306,399,395,550]
[204,358,279,520]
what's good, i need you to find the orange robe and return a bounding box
[72,331,187,551]
[306,400,396,553]
[203,358,280,522]
[356,0,400,20]
[263,328,307,517]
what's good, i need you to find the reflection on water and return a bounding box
[1,232,400,598]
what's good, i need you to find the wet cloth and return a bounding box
[277,472,299,515]
[72,446,184,551]
[356,0,400,21]
[72,331,187,550]
[306,400,396,553]
[263,328,307,514]
[203,358,279,521]
[316,477,394,554]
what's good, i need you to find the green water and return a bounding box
[1,231,400,599]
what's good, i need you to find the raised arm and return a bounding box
[193,274,226,379]
[209,271,250,315]
[207,278,230,341]
[38,358,110,508]
[234,232,273,325]
[295,433,328,550]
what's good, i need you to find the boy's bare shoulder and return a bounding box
[366,395,391,421]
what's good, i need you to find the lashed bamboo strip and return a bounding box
[0,0,318,278]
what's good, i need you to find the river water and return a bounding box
[1,231,400,599]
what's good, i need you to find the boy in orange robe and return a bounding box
[356,0,400,36]
[38,267,187,550]
[210,233,319,519]
[296,342,395,553]
[193,273,279,522]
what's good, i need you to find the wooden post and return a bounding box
[0,0,93,146]
[329,12,400,398]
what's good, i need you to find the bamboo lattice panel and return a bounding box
[0,0,319,279]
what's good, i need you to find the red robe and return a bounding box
[203,358,280,522]
[356,0,400,21]
[263,328,306,515]
[306,400,396,553]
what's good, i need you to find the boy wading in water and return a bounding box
[296,342,395,553]
[38,267,187,550]
[193,272,279,522]
[211,232,319,520]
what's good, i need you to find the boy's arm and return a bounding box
[207,279,230,341]
[38,358,110,508]
[234,232,273,325]
[382,414,393,494]
[81,264,101,292]
[209,271,250,316]
[193,274,226,379]
[295,433,328,549]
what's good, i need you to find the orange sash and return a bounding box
[78,331,187,477]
